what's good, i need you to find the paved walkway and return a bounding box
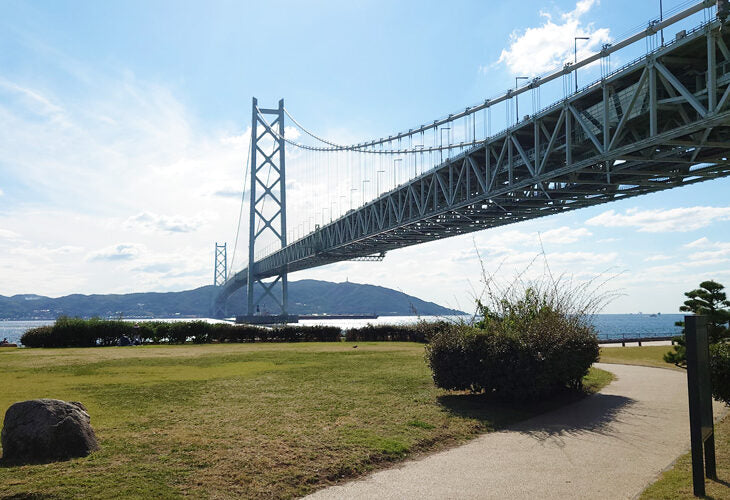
[307,363,726,500]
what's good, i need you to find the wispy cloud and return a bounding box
[0,77,65,119]
[685,238,730,263]
[540,226,592,244]
[644,254,672,262]
[124,212,205,233]
[586,207,730,232]
[0,228,20,240]
[87,243,145,262]
[213,189,242,199]
[496,0,611,76]
[471,225,592,255]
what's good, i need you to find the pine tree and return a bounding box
[664,280,730,366]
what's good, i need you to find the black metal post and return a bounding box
[685,315,716,496]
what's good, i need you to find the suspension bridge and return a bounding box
[213,0,730,320]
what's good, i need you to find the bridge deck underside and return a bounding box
[218,21,730,311]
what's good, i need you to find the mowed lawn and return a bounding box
[1,342,609,499]
[599,344,684,371]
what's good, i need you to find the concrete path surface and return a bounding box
[306,363,726,500]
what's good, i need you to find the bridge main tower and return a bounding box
[245,97,289,318]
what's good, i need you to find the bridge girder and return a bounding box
[215,18,730,317]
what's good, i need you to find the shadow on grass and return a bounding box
[438,390,635,441]
[0,453,86,468]
[710,477,730,488]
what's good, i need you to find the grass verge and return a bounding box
[1,342,611,499]
[599,345,684,371]
[640,414,730,499]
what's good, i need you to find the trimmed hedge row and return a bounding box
[20,318,343,347]
[344,321,444,343]
[20,317,442,347]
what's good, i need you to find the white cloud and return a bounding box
[124,212,205,233]
[284,126,300,141]
[644,254,671,262]
[0,229,20,240]
[685,237,710,248]
[496,0,611,76]
[87,243,145,262]
[0,187,4,196]
[686,239,730,263]
[213,188,242,199]
[488,225,590,247]
[0,77,65,119]
[547,251,617,265]
[540,226,592,244]
[586,207,730,232]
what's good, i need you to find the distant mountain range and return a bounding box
[0,279,465,320]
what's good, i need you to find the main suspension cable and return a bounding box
[229,130,252,276]
[259,107,483,155]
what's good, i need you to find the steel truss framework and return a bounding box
[214,242,227,286]
[215,20,730,316]
[243,98,288,317]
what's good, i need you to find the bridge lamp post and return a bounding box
[377,169,385,194]
[659,0,664,45]
[574,36,590,93]
[350,188,357,210]
[440,127,451,163]
[515,76,528,124]
[413,144,424,175]
[393,158,403,188]
[362,179,370,204]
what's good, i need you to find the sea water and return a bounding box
[0,313,684,347]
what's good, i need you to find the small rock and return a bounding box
[1,399,99,463]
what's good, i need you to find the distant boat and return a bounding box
[649,313,658,317]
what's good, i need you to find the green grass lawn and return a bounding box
[0,343,610,499]
[640,414,730,499]
[599,345,683,370]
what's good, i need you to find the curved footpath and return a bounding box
[307,363,727,500]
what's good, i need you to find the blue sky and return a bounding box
[0,0,728,314]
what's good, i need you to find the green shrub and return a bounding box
[425,307,598,400]
[710,342,730,405]
[345,322,440,343]
[153,322,171,343]
[426,275,601,401]
[226,324,262,342]
[423,324,482,391]
[273,325,341,342]
[135,323,156,343]
[167,321,210,344]
[20,326,54,347]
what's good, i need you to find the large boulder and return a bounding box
[1,399,99,463]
